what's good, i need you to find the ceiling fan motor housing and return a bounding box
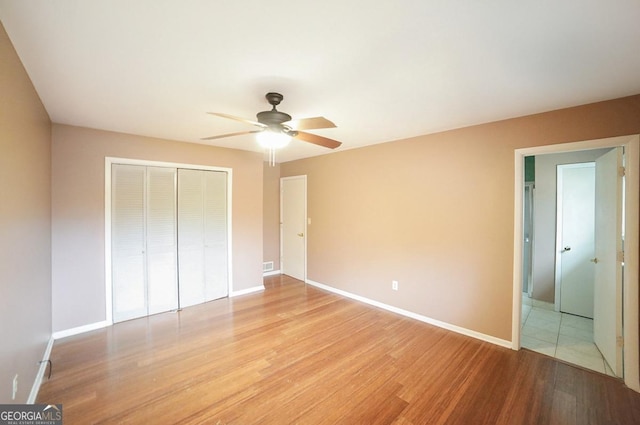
[257,92,291,127]
[256,109,292,126]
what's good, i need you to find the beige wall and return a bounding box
[51,125,264,332]
[281,95,640,341]
[263,164,281,271]
[532,148,611,303]
[0,22,52,402]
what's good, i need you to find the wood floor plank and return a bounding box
[37,275,640,424]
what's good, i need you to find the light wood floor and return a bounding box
[38,275,640,424]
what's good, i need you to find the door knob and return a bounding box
[562,246,571,252]
[590,258,599,264]
[297,233,304,237]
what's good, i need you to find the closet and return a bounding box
[111,164,228,323]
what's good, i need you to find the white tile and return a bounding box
[557,334,602,358]
[559,323,594,342]
[521,336,556,357]
[522,323,559,344]
[604,361,618,377]
[521,305,532,325]
[528,308,562,324]
[560,314,593,332]
[532,299,555,311]
[522,295,533,306]
[525,316,561,333]
[556,346,605,374]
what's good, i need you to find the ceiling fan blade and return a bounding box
[207,112,266,128]
[286,116,336,131]
[294,131,342,149]
[201,130,262,141]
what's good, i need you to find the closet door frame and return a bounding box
[105,157,233,325]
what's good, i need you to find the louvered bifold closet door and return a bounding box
[112,164,147,322]
[112,164,178,323]
[145,166,178,315]
[203,171,228,301]
[177,169,228,308]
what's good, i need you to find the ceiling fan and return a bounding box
[202,92,342,151]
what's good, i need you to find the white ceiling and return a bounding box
[1,1,639,163]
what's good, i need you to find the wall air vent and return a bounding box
[263,261,274,272]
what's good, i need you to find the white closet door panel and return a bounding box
[178,247,205,307]
[147,250,178,313]
[146,167,178,314]
[205,248,227,300]
[178,169,206,307]
[111,164,147,322]
[112,255,146,321]
[204,171,228,300]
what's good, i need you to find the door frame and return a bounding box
[554,161,596,315]
[105,157,233,325]
[512,135,639,392]
[280,175,307,282]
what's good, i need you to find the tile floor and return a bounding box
[521,294,615,376]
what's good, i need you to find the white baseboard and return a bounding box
[52,320,110,340]
[230,285,265,297]
[263,270,281,277]
[28,336,55,404]
[306,279,512,349]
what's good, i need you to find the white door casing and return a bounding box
[281,176,306,281]
[593,147,624,376]
[556,163,596,318]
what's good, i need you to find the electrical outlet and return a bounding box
[12,374,18,400]
[392,280,398,291]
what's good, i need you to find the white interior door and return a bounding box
[281,176,306,281]
[556,163,596,318]
[593,147,624,376]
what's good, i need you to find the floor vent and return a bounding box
[263,261,274,272]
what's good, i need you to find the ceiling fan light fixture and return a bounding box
[257,128,291,149]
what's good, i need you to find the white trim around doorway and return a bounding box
[512,135,640,392]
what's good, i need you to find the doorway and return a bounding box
[280,175,307,281]
[513,135,640,393]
